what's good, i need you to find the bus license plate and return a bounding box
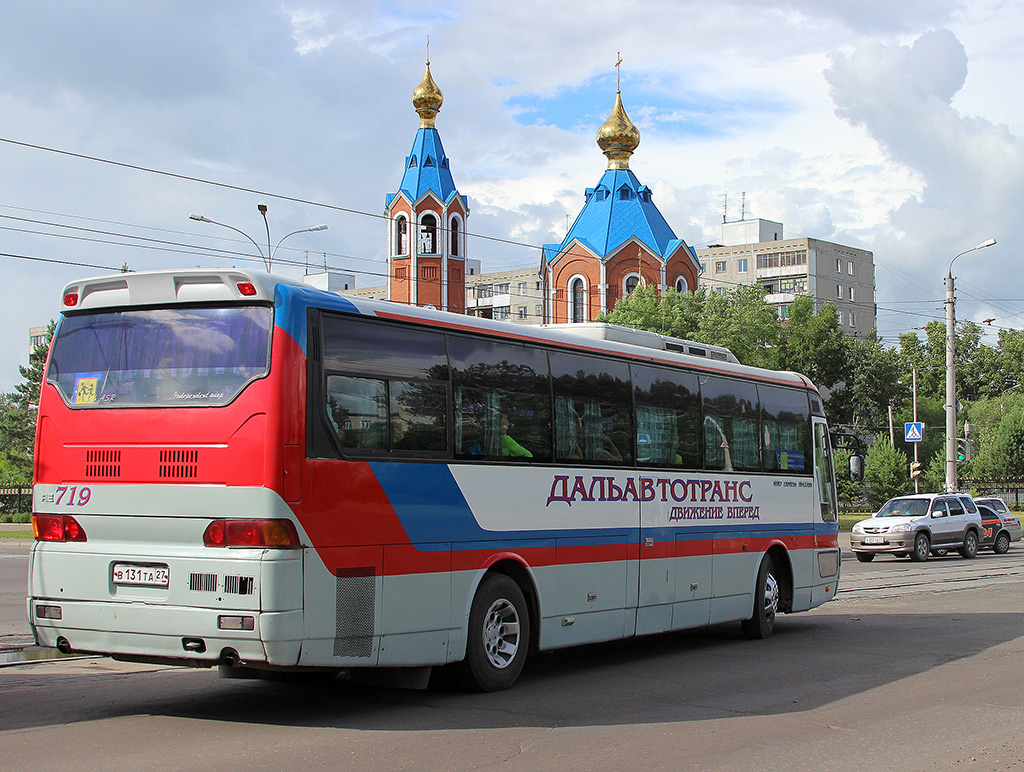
[863,536,885,545]
[112,563,170,587]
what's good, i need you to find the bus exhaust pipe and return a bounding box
[220,648,240,668]
[55,637,72,654]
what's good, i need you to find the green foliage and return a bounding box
[602,285,785,368]
[863,437,910,509]
[0,320,54,484]
[893,396,944,468]
[920,447,946,493]
[834,448,863,511]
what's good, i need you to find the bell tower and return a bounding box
[385,55,470,312]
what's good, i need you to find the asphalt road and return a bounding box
[2,539,1023,772]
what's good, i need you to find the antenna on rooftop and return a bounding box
[740,191,747,221]
[720,192,728,224]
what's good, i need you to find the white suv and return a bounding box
[851,493,983,563]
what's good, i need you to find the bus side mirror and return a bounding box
[849,455,864,482]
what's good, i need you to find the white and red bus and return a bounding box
[28,268,840,691]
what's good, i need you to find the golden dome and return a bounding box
[412,60,443,128]
[596,90,640,169]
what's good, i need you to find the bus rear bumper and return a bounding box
[29,598,302,667]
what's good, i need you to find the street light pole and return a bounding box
[189,213,268,270]
[190,204,327,273]
[945,237,996,492]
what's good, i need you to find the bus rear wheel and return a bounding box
[455,573,530,692]
[742,555,778,640]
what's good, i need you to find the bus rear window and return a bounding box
[47,306,272,407]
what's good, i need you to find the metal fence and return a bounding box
[963,478,1024,509]
[0,487,31,515]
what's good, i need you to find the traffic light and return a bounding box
[956,438,967,462]
[910,461,922,478]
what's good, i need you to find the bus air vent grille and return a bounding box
[158,449,198,479]
[85,449,121,478]
[189,573,218,592]
[224,575,254,595]
[334,566,375,658]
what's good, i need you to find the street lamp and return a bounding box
[190,203,327,272]
[945,237,997,491]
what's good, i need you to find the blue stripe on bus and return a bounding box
[370,462,835,550]
[275,284,360,354]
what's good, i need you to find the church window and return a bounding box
[570,277,586,323]
[424,156,435,167]
[450,217,460,256]
[419,214,438,254]
[408,155,417,168]
[624,275,640,295]
[674,276,688,292]
[618,186,631,200]
[395,216,409,255]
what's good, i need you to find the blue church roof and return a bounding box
[386,127,461,206]
[543,168,686,263]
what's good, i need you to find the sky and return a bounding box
[1,0,1022,391]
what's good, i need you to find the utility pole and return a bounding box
[945,238,996,491]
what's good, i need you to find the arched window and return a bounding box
[624,274,640,295]
[675,275,688,292]
[450,217,460,256]
[570,277,586,323]
[419,213,437,254]
[395,216,408,255]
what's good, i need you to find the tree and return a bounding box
[920,447,946,494]
[0,320,54,483]
[863,436,910,510]
[602,285,785,368]
[834,448,863,512]
[826,331,906,434]
[778,296,849,392]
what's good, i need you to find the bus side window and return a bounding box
[631,364,701,468]
[449,336,551,462]
[320,315,449,457]
[702,376,760,472]
[758,385,812,474]
[326,375,388,450]
[551,351,633,466]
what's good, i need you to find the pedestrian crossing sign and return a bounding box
[904,422,924,442]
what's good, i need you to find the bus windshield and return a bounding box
[46,305,272,408]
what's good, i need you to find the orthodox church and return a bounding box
[384,59,699,324]
[541,78,701,324]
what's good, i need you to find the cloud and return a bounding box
[825,28,1024,330]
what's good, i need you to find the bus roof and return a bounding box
[58,267,817,393]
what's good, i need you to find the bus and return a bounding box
[28,268,840,691]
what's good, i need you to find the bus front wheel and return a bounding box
[742,555,778,640]
[456,573,530,692]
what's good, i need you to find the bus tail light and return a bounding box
[33,514,88,542]
[203,519,300,548]
[236,282,257,296]
[63,291,79,307]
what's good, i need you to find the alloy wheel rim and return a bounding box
[482,598,521,669]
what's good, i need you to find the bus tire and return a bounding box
[456,573,530,692]
[741,554,778,640]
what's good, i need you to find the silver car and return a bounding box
[851,493,983,563]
